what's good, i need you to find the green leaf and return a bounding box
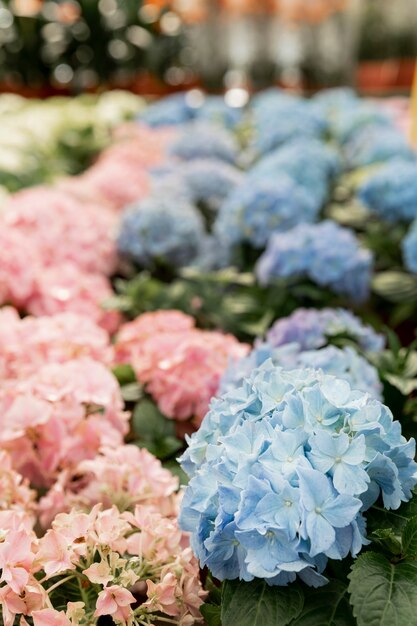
[384,374,417,396]
[132,398,177,440]
[369,528,402,555]
[372,272,417,303]
[112,363,137,386]
[120,382,143,402]
[132,398,182,460]
[221,579,304,626]
[348,552,417,626]
[162,459,188,485]
[290,580,354,626]
[402,516,417,558]
[200,603,222,626]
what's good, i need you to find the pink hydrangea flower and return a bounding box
[94,585,136,622]
[76,158,150,211]
[0,358,129,487]
[3,186,117,276]
[0,308,113,385]
[0,450,36,518]
[115,310,250,424]
[26,262,120,334]
[32,608,72,626]
[0,527,38,594]
[0,502,205,625]
[38,445,179,527]
[145,573,179,616]
[0,581,46,626]
[0,227,42,309]
[64,124,175,211]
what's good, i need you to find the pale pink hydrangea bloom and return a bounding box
[32,608,73,626]
[0,503,205,625]
[0,227,42,309]
[26,262,121,334]
[94,585,136,622]
[38,444,179,527]
[2,187,117,276]
[66,123,176,211]
[125,505,207,621]
[0,358,129,487]
[2,504,204,625]
[75,158,151,211]
[0,450,36,518]
[0,308,113,385]
[115,310,250,424]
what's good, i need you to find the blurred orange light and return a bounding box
[12,0,43,17]
[56,2,81,24]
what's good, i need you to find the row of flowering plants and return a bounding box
[1,86,417,625]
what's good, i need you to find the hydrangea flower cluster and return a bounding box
[38,444,179,528]
[256,220,373,302]
[344,125,415,169]
[220,343,382,400]
[214,175,318,249]
[248,138,339,211]
[250,90,327,155]
[266,307,385,353]
[329,103,391,144]
[180,362,417,585]
[311,87,357,118]
[402,218,417,274]
[3,186,117,275]
[114,310,249,425]
[117,193,206,269]
[0,450,36,518]
[358,159,417,222]
[196,95,243,129]
[0,357,129,487]
[0,187,120,331]
[26,262,120,333]
[139,92,194,126]
[138,91,242,129]
[169,121,239,164]
[0,308,113,384]
[0,287,205,623]
[178,158,243,211]
[0,503,206,625]
[63,123,175,211]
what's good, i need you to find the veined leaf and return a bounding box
[348,552,417,626]
[290,580,354,626]
[221,579,303,626]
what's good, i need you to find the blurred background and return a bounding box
[1,0,417,97]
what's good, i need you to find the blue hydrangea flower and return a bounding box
[138,93,194,127]
[117,193,205,268]
[213,175,319,249]
[266,308,385,353]
[178,159,243,210]
[311,88,358,118]
[180,362,417,586]
[402,218,417,273]
[196,96,243,129]
[169,121,239,164]
[256,221,373,302]
[345,125,415,169]
[220,343,383,400]
[358,159,417,223]
[248,138,340,210]
[250,92,328,156]
[330,104,391,144]
[191,234,233,271]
